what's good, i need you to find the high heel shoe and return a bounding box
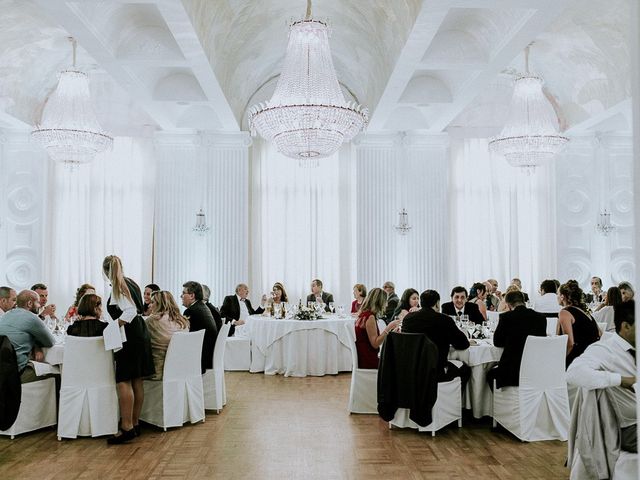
[107,428,136,444]
[133,424,141,437]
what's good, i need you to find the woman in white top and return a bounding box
[593,286,623,332]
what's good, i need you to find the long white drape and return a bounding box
[44,137,155,308]
[449,138,557,295]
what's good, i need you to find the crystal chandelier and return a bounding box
[596,210,615,236]
[395,208,412,235]
[248,0,368,164]
[489,45,568,174]
[192,209,210,236]
[31,37,113,167]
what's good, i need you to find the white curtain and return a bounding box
[44,137,155,309]
[249,139,355,306]
[448,138,557,295]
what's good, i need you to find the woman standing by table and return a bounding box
[103,255,154,444]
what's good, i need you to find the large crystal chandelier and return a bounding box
[489,45,568,173]
[32,37,113,166]
[248,0,368,165]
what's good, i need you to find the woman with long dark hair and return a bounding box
[103,255,154,443]
[392,288,420,321]
[593,286,623,332]
[557,280,600,366]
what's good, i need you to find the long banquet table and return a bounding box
[244,314,353,377]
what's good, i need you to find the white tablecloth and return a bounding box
[449,340,503,418]
[43,336,66,365]
[245,314,353,377]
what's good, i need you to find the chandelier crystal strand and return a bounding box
[489,45,568,173]
[596,210,615,236]
[395,208,412,235]
[249,1,368,162]
[31,38,113,167]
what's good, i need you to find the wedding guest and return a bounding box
[391,288,420,321]
[143,283,161,316]
[182,281,218,373]
[586,276,604,304]
[351,284,366,314]
[533,279,561,316]
[497,284,521,312]
[468,282,488,321]
[202,284,223,331]
[146,291,190,380]
[269,282,289,307]
[0,286,17,315]
[557,280,601,367]
[619,282,635,303]
[485,279,501,311]
[103,255,154,444]
[220,283,265,337]
[31,283,57,321]
[67,293,106,337]
[510,278,529,303]
[64,283,96,321]
[441,286,484,324]
[354,288,401,369]
[306,279,334,312]
[593,286,623,332]
[382,281,399,322]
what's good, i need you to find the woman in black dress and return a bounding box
[66,293,107,337]
[557,280,600,367]
[103,255,154,444]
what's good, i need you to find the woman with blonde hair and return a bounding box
[354,288,401,369]
[103,255,154,444]
[146,291,190,380]
[351,283,367,314]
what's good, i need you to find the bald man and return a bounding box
[0,290,55,383]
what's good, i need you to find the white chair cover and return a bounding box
[140,330,205,430]
[389,378,462,436]
[57,336,118,439]
[203,323,231,412]
[224,336,251,371]
[493,335,570,441]
[546,317,558,336]
[0,378,57,439]
[344,323,378,414]
[596,322,608,335]
[613,451,638,480]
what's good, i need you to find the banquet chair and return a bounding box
[546,317,558,336]
[140,330,205,430]
[203,323,231,413]
[224,330,251,371]
[57,336,118,439]
[492,335,570,441]
[0,378,57,439]
[613,451,638,480]
[344,323,378,414]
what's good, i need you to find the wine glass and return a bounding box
[337,305,345,317]
[328,302,335,314]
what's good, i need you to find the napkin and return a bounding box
[29,361,60,376]
[103,320,126,352]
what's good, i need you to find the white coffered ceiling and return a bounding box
[0,0,632,136]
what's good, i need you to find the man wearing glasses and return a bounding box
[181,281,218,374]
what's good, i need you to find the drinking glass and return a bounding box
[273,303,282,318]
[337,305,345,317]
[328,302,335,314]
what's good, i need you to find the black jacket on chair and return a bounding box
[0,335,21,430]
[205,301,223,332]
[377,332,439,427]
[184,301,218,373]
[220,295,264,336]
[441,301,484,325]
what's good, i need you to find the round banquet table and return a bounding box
[244,314,354,377]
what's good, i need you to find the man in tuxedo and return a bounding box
[382,281,399,323]
[585,276,604,304]
[220,283,265,337]
[202,284,223,332]
[441,286,484,325]
[486,290,547,389]
[306,279,334,312]
[181,281,218,373]
[402,289,470,385]
[510,278,530,303]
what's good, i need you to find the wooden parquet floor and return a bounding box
[0,372,569,479]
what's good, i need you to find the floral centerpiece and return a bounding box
[294,306,322,321]
[469,323,491,340]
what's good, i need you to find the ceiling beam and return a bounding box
[564,99,632,135]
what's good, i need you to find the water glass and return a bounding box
[337,305,345,317]
[328,302,335,313]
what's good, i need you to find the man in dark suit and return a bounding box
[402,289,471,385]
[441,286,484,325]
[382,281,399,323]
[305,279,334,312]
[181,281,218,374]
[220,283,265,337]
[511,278,530,304]
[486,290,547,389]
[202,284,223,332]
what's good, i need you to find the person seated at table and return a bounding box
[182,281,218,373]
[558,280,601,367]
[510,278,529,304]
[67,293,107,337]
[533,279,561,316]
[142,283,161,316]
[593,286,623,332]
[382,281,399,323]
[354,288,401,369]
[268,282,289,310]
[468,282,488,321]
[391,288,420,321]
[64,283,96,322]
[0,290,55,383]
[351,283,366,315]
[619,281,635,303]
[485,279,501,311]
[402,289,470,385]
[306,279,334,312]
[146,291,190,380]
[220,283,265,337]
[496,284,521,313]
[31,283,57,322]
[486,291,547,390]
[0,286,17,316]
[441,286,484,324]
[202,284,223,331]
